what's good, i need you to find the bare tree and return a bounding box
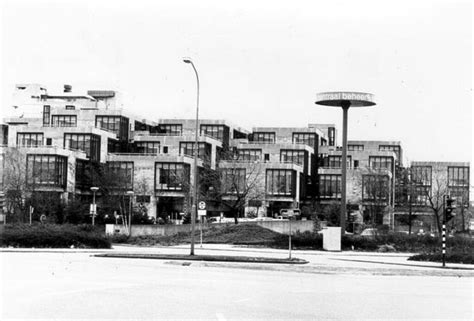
[88,162,135,229]
[155,162,191,223]
[2,148,67,223]
[425,176,448,234]
[395,167,423,234]
[214,151,265,224]
[357,168,392,228]
[3,148,29,222]
[410,164,453,234]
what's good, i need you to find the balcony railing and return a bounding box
[108,152,159,156]
[248,140,275,144]
[134,132,182,137]
[17,145,86,154]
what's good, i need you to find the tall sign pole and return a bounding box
[316,92,376,235]
[340,101,350,232]
[183,57,200,256]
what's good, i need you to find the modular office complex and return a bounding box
[0,84,470,231]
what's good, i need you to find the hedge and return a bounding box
[408,252,474,264]
[0,224,111,249]
[273,231,474,253]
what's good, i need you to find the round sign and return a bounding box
[315,91,376,107]
[198,201,206,210]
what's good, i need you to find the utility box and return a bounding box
[105,224,115,236]
[322,227,341,251]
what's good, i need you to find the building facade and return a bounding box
[0,84,470,230]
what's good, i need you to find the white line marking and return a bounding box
[216,312,226,321]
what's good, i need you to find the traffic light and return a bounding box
[445,198,456,222]
[0,191,5,214]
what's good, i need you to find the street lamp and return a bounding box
[183,57,199,256]
[126,190,134,236]
[90,186,99,226]
[316,92,376,234]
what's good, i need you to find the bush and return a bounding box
[0,224,111,249]
[342,234,379,251]
[409,252,474,264]
[272,232,474,253]
[273,231,322,249]
[406,234,473,264]
[108,233,130,243]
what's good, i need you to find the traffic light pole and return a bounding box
[442,195,447,268]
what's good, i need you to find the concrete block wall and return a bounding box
[109,220,314,237]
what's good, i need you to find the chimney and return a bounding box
[64,84,72,93]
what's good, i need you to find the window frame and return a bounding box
[51,115,77,127]
[237,149,262,162]
[17,132,44,147]
[252,132,276,143]
[348,144,364,151]
[318,174,341,199]
[265,169,295,196]
[155,162,189,191]
[106,161,134,190]
[292,132,316,147]
[26,154,67,188]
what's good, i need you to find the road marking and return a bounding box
[216,312,226,321]
[235,298,251,303]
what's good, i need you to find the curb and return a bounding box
[94,253,308,264]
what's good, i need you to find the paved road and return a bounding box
[1,251,472,320]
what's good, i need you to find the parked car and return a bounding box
[360,228,377,237]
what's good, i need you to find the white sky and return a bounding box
[1,0,472,165]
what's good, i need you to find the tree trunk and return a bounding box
[233,209,239,224]
[434,209,442,234]
[408,198,412,235]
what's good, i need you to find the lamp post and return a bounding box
[183,57,199,256]
[126,190,134,236]
[316,92,375,234]
[90,186,99,226]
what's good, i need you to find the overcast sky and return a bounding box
[1,0,472,165]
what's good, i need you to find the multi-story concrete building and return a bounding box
[392,161,471,232]
[317,140,402,226]
[2,84,152,218]
[0,84,470,231]
[234,126,326,216]
[1,84,329,222]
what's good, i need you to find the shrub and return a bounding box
[0,224,111,249]
[108,233,130,243]
[409,252,474,264]
[342,235,379,251]
[272,231,322,249]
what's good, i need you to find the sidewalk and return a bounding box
[3,244,473,277]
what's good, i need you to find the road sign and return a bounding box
[198,201,206,210]
[198,210,207,216]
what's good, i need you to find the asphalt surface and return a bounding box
[1,245,473,320]
[107,244,474,277]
